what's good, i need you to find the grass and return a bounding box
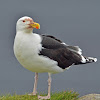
[0,90,79,100]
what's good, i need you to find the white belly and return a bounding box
[14,33,64,74]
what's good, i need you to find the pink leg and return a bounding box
[28,72,38,95]
[38,73,51,99]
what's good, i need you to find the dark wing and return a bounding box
[41,35,64,49]
[39,35,82,69]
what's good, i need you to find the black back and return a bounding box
[39,35,82,69]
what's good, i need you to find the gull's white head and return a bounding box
[16,16,40,32]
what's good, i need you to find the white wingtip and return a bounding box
[94,58,97,62]
[87,57,97,62]
[81,56,86,63]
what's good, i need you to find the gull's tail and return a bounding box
[67,45,97,65]
[84,57,97,63]
[74,56,97,65]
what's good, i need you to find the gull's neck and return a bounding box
[16,29,33,34]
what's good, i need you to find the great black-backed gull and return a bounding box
[14,16,97,99]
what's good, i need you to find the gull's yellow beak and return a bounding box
[30,22,40,29]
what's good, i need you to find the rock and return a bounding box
[79,94,100,100]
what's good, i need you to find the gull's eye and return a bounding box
[23,20,25,22]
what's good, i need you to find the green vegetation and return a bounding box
[0,90,79,100]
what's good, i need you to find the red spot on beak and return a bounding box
[36,26,39,29]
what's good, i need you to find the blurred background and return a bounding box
[0,0,100,96]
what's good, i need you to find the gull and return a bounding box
[14,16,97,99]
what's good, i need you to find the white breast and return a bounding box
[14,32,64,74]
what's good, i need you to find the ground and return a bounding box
[0,90,79,100]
